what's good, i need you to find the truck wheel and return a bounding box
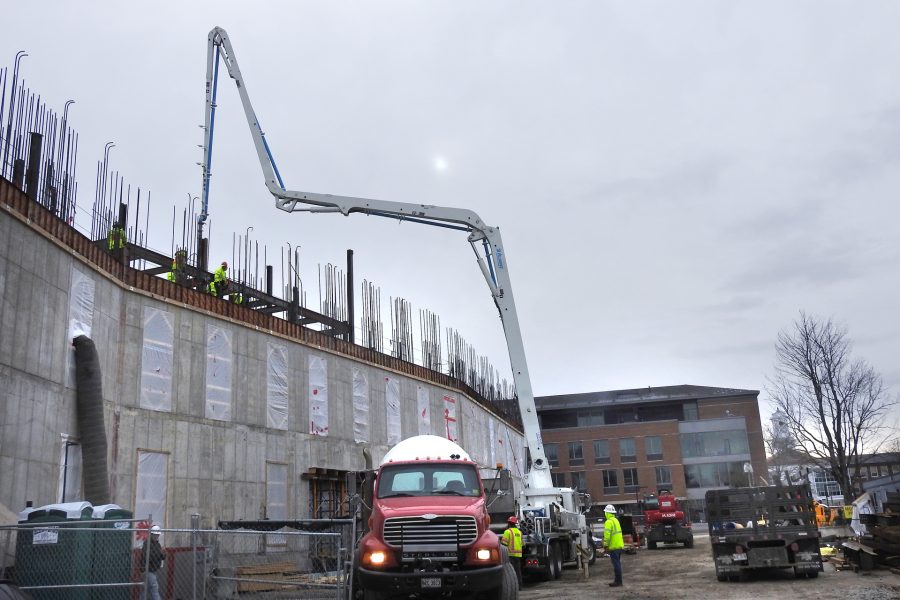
[587,542,597,566]
[715,566,727,582]
[684,537,694,549]
[498,562,519,600]
[551,543,563,579]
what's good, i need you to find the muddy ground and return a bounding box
[520,532,900,600]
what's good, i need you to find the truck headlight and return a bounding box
[367,550,388,565]
[476,548,492,561]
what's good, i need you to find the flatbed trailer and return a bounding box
[706,485,822,582]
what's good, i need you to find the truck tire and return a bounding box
[499,562,519,600]
[587,541,597,566]
[684,536,694,549]
[715,565,727,582]
[551,543,563,579]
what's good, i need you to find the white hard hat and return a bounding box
[604,504,616,514]
[150,525,161,534]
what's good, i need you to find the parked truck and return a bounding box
[353,435,518,599]
[706,485,822,581]
[643,491,694,549]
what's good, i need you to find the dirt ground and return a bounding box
[520,532,900,600]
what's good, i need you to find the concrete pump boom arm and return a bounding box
[200,26,553,489]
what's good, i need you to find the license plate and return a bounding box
[421,577,442,589]
[733,553,747,561]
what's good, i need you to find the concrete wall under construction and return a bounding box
[0,192,525,528]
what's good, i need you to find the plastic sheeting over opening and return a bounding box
[267,343,289,430]
[66,268,95,386]
[417,385,431,435]
[266,462,288,546]
[140,306,174,412]
[309,355,329,436]
[385,377,401,446]
[205,324,233,421]
[352,367,369,443]
[135,450,168,526]
[442,394,459,442]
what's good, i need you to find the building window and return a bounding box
[655,466,672,489]
[619,438,636,463]
[545,444,559,468]
[570,471,587,492]
[680,430,750,458]
[812,470,842,499]
[135,450,169,526]
[880,465,890,477]
[645,436,663,461]
[552,471,567,487]
[266,462,288,546]
[603,470,619,494]
[684,462,747,489]
[577,407,604,427]
[593,440,610,464]
[623,468,639,493]
[869,465,879,477]
[568,442,584,466]
[683,401,698,421]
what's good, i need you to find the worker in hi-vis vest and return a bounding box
[601,504,624,587]
[501,515,523,589]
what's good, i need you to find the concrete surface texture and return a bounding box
[0,206,524,527]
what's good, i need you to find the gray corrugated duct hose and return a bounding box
[73,335,110,505]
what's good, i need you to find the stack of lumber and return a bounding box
[235,561,301,592]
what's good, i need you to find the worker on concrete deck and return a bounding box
[601,504,624,587]
[501,515,523,589]
[208,261,228,297]
[107,221,126,262]
[167,249,187,285]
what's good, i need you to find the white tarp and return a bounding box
[205,325,233,421]
[461,398,484,465]
[488,416,496,467]
[417,385,431,435]
[266,462,288,546]
[135,451,168,526]
[385,376,402,446]
[352,367,369,443]
[851,492,873,537]
[266,343,289,430]
[309,355,329,436]
[442,394,459,442]
[140,306,174,412]
[66,268,95,387]
[57,437,82,502]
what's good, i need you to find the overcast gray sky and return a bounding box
[4,1,899,433]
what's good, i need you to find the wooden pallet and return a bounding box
[236,561,301,592]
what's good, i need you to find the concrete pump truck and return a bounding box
[199,27,594,597]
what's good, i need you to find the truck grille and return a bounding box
[383,516,478,548]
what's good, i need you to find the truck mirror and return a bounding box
[498,469,512,493]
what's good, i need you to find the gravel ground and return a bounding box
[520,533,900,600]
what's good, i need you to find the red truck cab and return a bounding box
[354,435,515,599]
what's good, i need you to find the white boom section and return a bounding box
[201,27,553,490]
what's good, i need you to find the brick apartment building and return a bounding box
[535,385,767,520]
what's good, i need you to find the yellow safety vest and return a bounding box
[501,526,523,557]
[603,515,624,550]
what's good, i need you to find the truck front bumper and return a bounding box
[357,564,505,595]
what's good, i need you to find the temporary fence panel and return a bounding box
[351,367,369,443]
[309,355,329,436]
[139,306,174,412]
[266,343,289,430]
[384,376,401,446]
[417,385,431,435]
[205,324,232,421]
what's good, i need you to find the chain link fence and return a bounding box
[0,517,355,600]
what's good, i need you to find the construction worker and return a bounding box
[501,515,523,589]
[167,249,187,285]
[600,504,624,587]
[230,291,243,304]
[107,221,126,260]
[208,261,228,297]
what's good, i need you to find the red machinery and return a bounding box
[643,491,694,549]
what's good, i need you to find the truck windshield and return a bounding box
[378,464,481,498]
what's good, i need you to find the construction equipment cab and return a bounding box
[354,435,518,599]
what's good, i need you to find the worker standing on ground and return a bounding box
[139,525,165,600]
[501,515,523,589]
[208,260,228,297]
[601,504,624,587]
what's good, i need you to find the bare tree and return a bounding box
[768,312,895,500]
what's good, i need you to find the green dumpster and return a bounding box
[16,502,94,600]
[90,505,134,600]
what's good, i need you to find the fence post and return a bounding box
[191,513,201,600]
